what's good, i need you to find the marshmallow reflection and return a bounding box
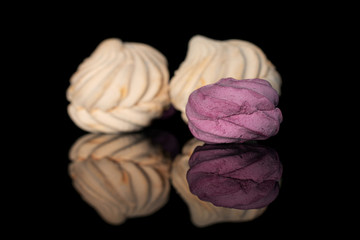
[68,132,172,225]
[171,139,267,227]
[187,143,282,210]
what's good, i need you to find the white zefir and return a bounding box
[67,38,170,133]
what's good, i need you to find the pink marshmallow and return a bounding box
[186,78,282,144]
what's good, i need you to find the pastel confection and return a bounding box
[170,35,281,122]
[171,138,266,227]
[67,38,170,133]
[186,78,283,144]
[69,133,171,225]
[186,143,282,210]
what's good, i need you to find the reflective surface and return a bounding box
[67,128,283,228]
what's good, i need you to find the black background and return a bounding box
[30,8,348,237]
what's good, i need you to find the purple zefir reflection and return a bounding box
[186,143,282,210]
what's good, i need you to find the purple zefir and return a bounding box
[186,78,283,144]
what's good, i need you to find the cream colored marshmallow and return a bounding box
[69,133,171,225]
[169,35,281,122]
[67,38,170,133]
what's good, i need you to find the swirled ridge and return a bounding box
[67,38,170,133]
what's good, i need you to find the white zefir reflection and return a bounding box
[68,131,174,225]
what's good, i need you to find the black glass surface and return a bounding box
[62,115,290,235]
